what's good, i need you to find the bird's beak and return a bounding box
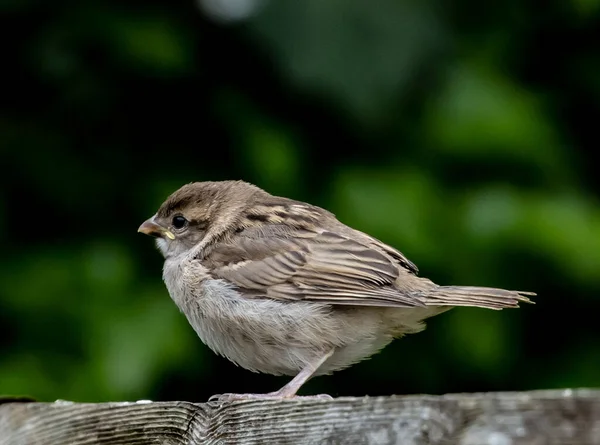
[138,217,175,240]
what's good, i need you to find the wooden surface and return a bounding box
[1,389,600,444]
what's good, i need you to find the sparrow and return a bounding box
[138,180,534,400]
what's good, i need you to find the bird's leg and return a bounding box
[267,348,334,398]
[209,349,334,402]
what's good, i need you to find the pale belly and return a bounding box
[180,279,391,375]
[163,258,437,376]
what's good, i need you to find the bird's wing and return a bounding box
[203,225,426,308]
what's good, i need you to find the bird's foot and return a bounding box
[208,392,333,403]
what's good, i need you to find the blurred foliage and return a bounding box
[1,0,600,403]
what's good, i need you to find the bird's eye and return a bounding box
[172,215,188,230]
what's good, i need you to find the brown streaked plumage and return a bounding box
[138,180,534,400]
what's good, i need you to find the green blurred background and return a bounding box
[2,0,600,403]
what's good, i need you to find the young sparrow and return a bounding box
[138,181,534,400]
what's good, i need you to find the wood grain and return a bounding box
[1,389,599,444]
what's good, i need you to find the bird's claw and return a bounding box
[208,392,333,403]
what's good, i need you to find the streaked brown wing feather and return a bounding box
[204,226,425,308]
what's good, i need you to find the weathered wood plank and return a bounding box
[1,389,599,444]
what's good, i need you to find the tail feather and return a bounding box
[418,286,535,310]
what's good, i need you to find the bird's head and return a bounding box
[138,180,261,259]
